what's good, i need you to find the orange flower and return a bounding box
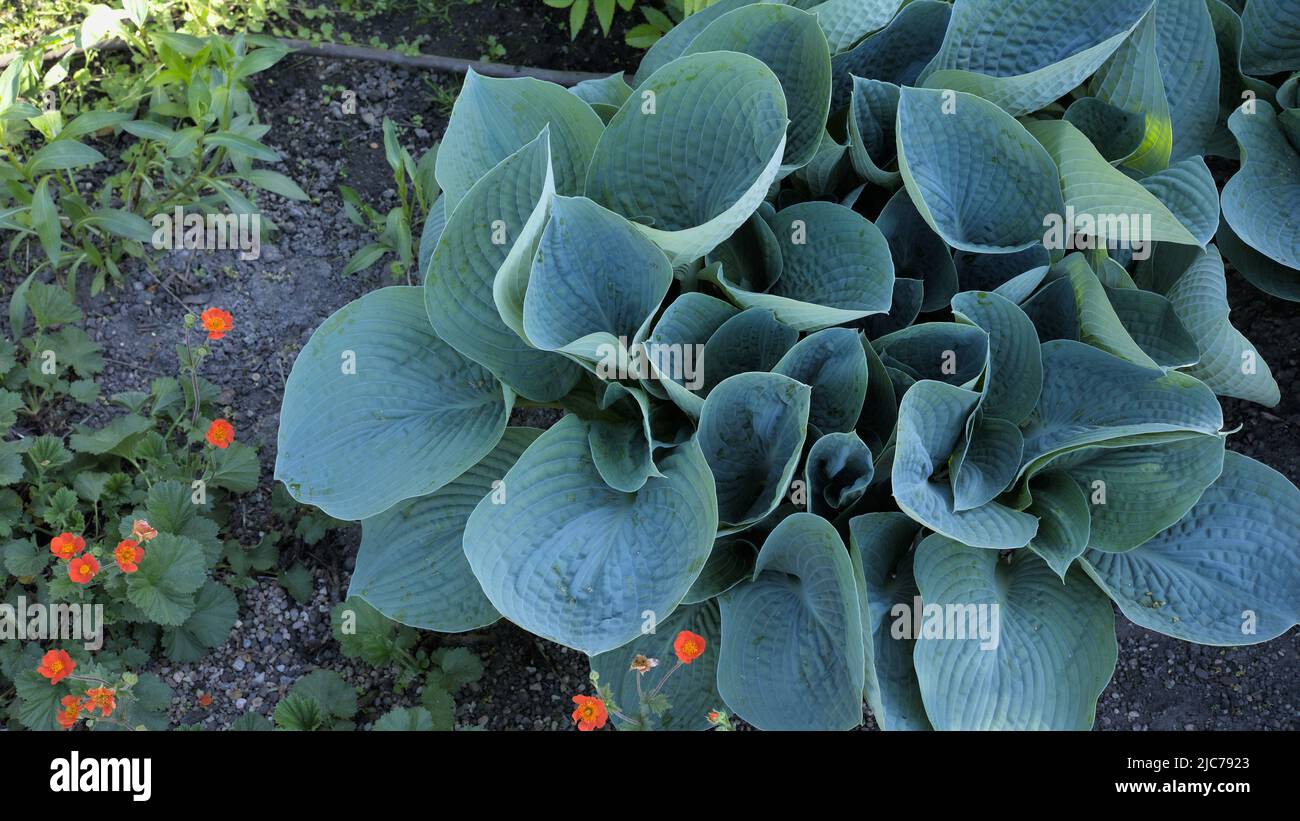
[673,630,706,664]
[131,519,158,542]
[707,710,721,723]
[200,307,234,341]
[206,418,234,448]
[114,539,144,573]
[198,692,213,708]
[49,532,86,560]
[37,649,76,685]
[82,686,116,717]
[68,554,100,585]
[570,695,608,731]
[56,695,82,730]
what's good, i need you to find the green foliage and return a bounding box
[543,0,711,49]
[274,0,1300,732]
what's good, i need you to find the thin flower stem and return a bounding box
[648,660,683,699]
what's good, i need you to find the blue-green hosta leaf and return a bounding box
[1083,451,1300,644]
[992,264,1051,305]
[809,0,905,53]
[876,187,956,312]
[1205,0,1279,158]
[848,513,930,730]
[569,73,632,111]
[632,0,759,85]
[912,534,1117,730]
[424,132,582,402]
[416,195,446,277]
[896,87,1065,254]
[700,307,798,395]
[642,292,737,417]
[699,372,811,530]
[856,333,899,453]
[1154,0,1220,160]
[1025,119,1200,249]
[858,277,924,340]
[590,600,722,730]
[1239,0,1300,74]
[1063,97,1148,164]
[1165,247,1281,405]
[1221,103,1300,273]
[921,0,1151,117]
[1060,253,1160,367]
[872,322,989,387]
[276,286,511,521]
[348,428,542,632]
[805,431,874,518]
[772,328,868,434]
[892,380,1038,548]
[718,513,865,730]
[950,290,1043,424]
[524,196,673,367]
[1025,471,1091,579]
[705,211,783,294]
[846,77,901,186]
[1137,156,1220,246]
[682,3,831,172]
[794,129,854,195]
[1103,283,1200,367]
[586,52,787,265]
[705,201,894,331]
[950,414,1023,511]
[588,383,660,493]
[682,537,757,605]
[830,0,952,109]
[1020,339,1223,474]
[954,245,1051,294]
[1089,10,1173,175]
[436,70,604,214]
[463,415,718,655]
[1216,220,1300,301]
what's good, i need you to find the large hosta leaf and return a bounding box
[1239,0,1300,75]
[633,0,759,85]
[830,0,951,109]
[348,428,542,632]
[896,87,1065,253]
[424,131,582,402]
[1153,0,1220,161]
[277,287,511,521]
[772,328,868,434]
[912,534,1118,730]
[1089,10,1173,175]
[463,415,717,655]
[642,292,737,417]
[1083,452,1300,644]
[950,290,1042,425]
[700,307,798,395]
[1221,103,1300,276]
[436,70,604,215]
[698,372,810,529]
[718,513,865,730]
[586,51,787,265]
[809,0,905,53]
[589,600,722,730]
[921,0,1151,117]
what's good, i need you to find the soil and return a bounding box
[4,8,1297,731]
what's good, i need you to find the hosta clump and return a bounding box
[279,0,1300,730]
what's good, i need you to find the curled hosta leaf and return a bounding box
[872,322,988,387]
[830,0,951,109]
[805,431,874,518]
[569,73,632,114]
[1221,104,1300,277]
[1064,97,1148,164]
[1083,452,1300,644]
[1153,0,1220,161]
[772,328,868,434]
[846,77,901,187]
[276,286,511,521]
[1239,0,1300,75]
[1089,10,1173,175]
[698,372,811,530]
[897,87,1065,253]
[348,429,543,632]
[682,537,757,605]
[1205,0,1278,158]
[436,70,604,214]
[701,307,798,395]
[1137,156,1221,247]
[950,290,1042,424]
[809,0,905,53]
[949,414,1023,512]
[1025,471,1091,579]
[463,415,717,655]
[424,131,582,402]
[718,513,866,730]
[642,292,738,417]
[588,383,660,493]
[912,534,1118,730]
[876,187,956,313]
[586,51,787,264]
[632,0,758,85]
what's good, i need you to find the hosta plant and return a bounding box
[278,0,1300,730]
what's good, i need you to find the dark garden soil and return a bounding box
[5,11,1297,730]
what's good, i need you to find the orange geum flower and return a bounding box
[673,630,706,664]
[37,649,76,685]
[198,692,213,708]
[131,519,158,542]
[49,532,86,560]
[56,695,82,730]
[68,554,100,585]
[200,307,234,341]
[206,418,235,448]
[82,687,116,718]
[114,539,144,573]
[570,695,608,732]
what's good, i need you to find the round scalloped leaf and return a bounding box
[435,70,604,214]
[424,131,582,402]
[347,428,541,632]
[707,201,894,331]
[699,372,810,529]
[896,87,1065,253]
[1222,103,1300,273]
[126,533,207,626]
[773,328,868,434]
[590,599,722,731]
[523,196,673,367]
[276,286,511,521]
[921,0,1151,117]
[586,51,787,265]
[1082,452,1300,644]
[912,534,1117,730]
[718,513,866,730]
[682,3,831,172]
[892,380,1038,548]
[463,415,718,655]
[1240,0,1300,74]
